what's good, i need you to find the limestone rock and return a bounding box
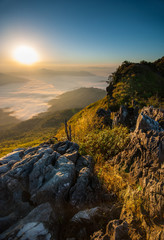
[0,141,101,239]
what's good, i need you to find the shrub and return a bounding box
[78,126,130,162]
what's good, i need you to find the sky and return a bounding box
[0,0,164,69]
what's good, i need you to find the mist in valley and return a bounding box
[0,67,112,126]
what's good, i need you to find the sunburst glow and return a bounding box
[13,46,39,64]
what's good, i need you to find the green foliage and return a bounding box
[0,129,53,157]
[48,87,106,112]
[56,97,129,163]
[107,57,164,108]
[56,96,109,141]
[78,126,130,161]
[0,109,81,157]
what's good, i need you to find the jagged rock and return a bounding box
[135,109,163,132]
[56,141,70,154]
[24,146,39,156]
[63,206,113,240]
[71,207,101,222]
[113,105,139,129]
[64,150,79,164]
[66,142,79,153]
[52,141,79,154]
[113,130,164,221]
[75,155,93,173]
[0,149,24,166]
[31,155,76,204]
[111,106,164,238]
[1,222,51,240]
[29,151,61,196]
[0,203,55,240]
[141,106,164,126]
[69,166,97,206]
[0,141,103,239]
[91,106,164,239]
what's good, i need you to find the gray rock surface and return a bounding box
[0,141,101,239]
[0,203,54,240]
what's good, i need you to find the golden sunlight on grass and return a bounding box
[12,45,39,65]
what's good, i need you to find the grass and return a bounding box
[0,128,54,158]
[56,96,147,238]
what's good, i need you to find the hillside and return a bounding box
[0,57,163,239]
[55,57,164,239]
[0,109,20,129]
[1,102,163,239]
[0,87,106,157]
[55,100,164,240]
[44,87,106,113]
[106,57,164,110]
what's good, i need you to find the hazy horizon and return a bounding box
[0,0,163,122]
[0,70,108,120]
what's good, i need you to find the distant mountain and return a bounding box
[0,73,28,86]
[0,87,106,143]
[10,69,96,77]
[47,87,106,113]
[106,56,164,109]
[37,68,95,76]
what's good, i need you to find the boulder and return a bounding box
[0,203,55,240]
[31,156,76,204]
[135,111,163,132]
[69,167,98,207]
[0,141,103,239]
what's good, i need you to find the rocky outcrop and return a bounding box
[112,107,164,238]
[0,140,120,240]
[0,106,163,240]
[113,105,139,129]
[0,141,103,239]
[91,106,164,240]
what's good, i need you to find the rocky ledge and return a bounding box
[93,106,164,240]
[0,106,164,240]
[0,140,117,240]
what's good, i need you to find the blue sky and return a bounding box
[0,0,164,65]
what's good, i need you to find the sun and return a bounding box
[13,45,39,65]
